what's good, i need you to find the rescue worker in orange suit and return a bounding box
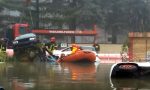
[59,44,81,60]
[70,44,81,54]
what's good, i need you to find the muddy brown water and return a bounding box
[0,60,150,90]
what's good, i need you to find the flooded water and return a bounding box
[0,60,150,90]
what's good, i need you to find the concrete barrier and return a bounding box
[100,59,122,63]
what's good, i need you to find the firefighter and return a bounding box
[45,37,58,55]
[37,41,58,61]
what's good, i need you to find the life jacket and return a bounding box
[71,46,80,54]
[46,43,57,53]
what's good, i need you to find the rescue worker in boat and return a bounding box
[59,44,81,60]
[70,44,81,54]
[0,38,7,53]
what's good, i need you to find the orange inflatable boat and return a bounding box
[57,50,96,62]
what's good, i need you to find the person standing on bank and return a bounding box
[93,42,100,53]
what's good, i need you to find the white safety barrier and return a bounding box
[98,53,122,59]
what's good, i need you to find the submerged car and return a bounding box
[110,62,150,78]
[13,33,40,59]
[13,33,38,49]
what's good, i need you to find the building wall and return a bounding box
[39,26,127,44]
[129,32,150,61]
[74,27,127,44]
[132,38,146,60]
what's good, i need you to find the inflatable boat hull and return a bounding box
[57,50,96,63]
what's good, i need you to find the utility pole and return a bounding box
[69,0,77,43]
[35,0,39,29]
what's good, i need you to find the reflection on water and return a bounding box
[58,63,96,83]
[110,78,150,90]
[0,61,150,90]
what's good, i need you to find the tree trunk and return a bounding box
[69,18,76,43]
[35,0,39,29]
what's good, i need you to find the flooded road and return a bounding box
[0,61,150,90]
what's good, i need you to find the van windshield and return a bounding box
[19,27,29,35]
